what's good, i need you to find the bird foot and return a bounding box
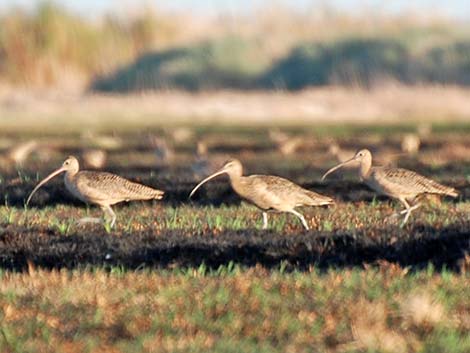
[386,203,421,225]
[398,203,421,215]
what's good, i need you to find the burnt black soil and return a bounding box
[1,170,469,273]
[2,130,470,273]
[1,223,469,273]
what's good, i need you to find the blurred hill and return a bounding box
[1,2,470,92]
[92,37,268,92]
[92,37,470,91]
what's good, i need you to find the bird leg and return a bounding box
[401,203,421,225]
[289,209,309,230]
[101,205,117,228]
[262,212,268,229]
[395,198,421,226]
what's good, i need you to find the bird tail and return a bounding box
[151,189,165,200]
[431,181,458,198]
[306,190,335,206]
[128,182,164,201]
[445,187,458,198]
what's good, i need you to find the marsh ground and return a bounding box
[0,122,469,352]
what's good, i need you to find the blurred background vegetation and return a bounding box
[1,2,470,92]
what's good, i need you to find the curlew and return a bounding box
[167,127,194,144]
[191,141,212,178]
[0,140,39,173]
[328,142,356,164]
[148,135,174,165]
[401,133,421,155]
[189,159,334,230]
[26,156,164,227]
[6,140,39,166]
[322,149,458,225]
[269,129,305,155]
[190,141,227,179]
[81,131,123,150]
[82,148,107,169]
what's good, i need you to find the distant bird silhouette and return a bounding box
[269,129,305,155]
[82,149,107,169]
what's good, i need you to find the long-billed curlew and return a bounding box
[191,141,212,178]
[401,133,421,155]
[269,129,305,155]
[148,135,174,165]
[0,140,39,173]
[327,142,356,164]
[189,159,334,230]
[190,141,228,179]
[322,149,458,225]
[6,140,39,166]
[167,127,194,144]
[82,148,107,169]
[26,156,164,227]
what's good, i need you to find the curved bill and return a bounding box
[189,169,227,198]
[321,157,356,181]
[26,167,66,207]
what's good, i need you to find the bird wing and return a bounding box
[240,175,332,211]
[75,171,164,203]
[371,167,457,197]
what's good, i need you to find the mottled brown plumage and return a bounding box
[322,149,457,225]
[190,159,333,230]
[27,156,164,227]
[65,171,163,205]
[366,167,457,200]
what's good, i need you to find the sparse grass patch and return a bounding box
[0,268,468,352]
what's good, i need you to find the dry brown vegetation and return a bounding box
[0,267,469,352]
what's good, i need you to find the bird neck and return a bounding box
[225,164,243,181]
[228,174,247,197]
[227,172,242,186]
[359,155,372,180]
[64,169,79,182]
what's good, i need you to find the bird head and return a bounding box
[322,149,372,180]
[61,156,80,173]
[26,156,80,207]
[189,158,243,198]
